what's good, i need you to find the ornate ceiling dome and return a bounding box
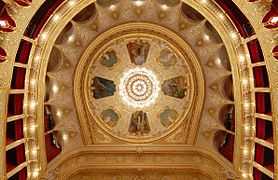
[74,23,203,143]
[0,0,277,180]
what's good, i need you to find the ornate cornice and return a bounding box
[41,145,236,180]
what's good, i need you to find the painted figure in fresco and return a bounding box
[129,111,150,135]
[159,49,177,67]
[162,76,187,99]
[127,41,150,65]
[101,109,119,127]
[92,76,116,99]
[160,108,178,127]
[100,50,118,67]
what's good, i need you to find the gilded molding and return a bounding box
[0,89,8,180]
[40,145,237,180]
[227,1,278,178]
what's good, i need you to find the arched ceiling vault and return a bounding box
[0,0,277,180]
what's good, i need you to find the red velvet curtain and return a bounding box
[24,0,65,38]
[11,68,26,90]
[7,65,26,179]
[262,0,278,29]
[6,94,26,179]
[0,46,7,62]
[14,0,32,6]
[273,46,278,60]
[215,0,255,38]
[254,91,273,179]
[45,133,61,162]
[247,39,264,63]
[219,134,234,162]
[253,66,269,88]
[0,8,16,32]
[255,92,272,115]
[16,145,26,180]
[16,40,32,64]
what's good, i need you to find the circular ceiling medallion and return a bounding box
[75,23,204,143]
[119,67,160,108]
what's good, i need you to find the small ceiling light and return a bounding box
[0,20,7,28]
[215,57,221,65]
[218,13,225,20]
[23,126,27,133]
[56,109,63,118]
[40,32,48,41]
[67,34,75,43]
[133,0,145,6]
[30,78,37,87]
[109,4,117,11]
[52,14,60,22]
[161,4,169,11]
[32,167,40,178]
[242,146,249,156]
[34,55,40,63]
[62,133,69,141]
[31,147,38,156]
[68,0,76,6]
[119,67,160,108]
[241,78,249,87]
[230,31,238,41]
[203,34,210,42]
[243,101,250,111]
[52,84,59,94]
[239,54,245,64]
[244,125,250,134]
[29,124,37,134]
[241,172,250,179]
[29,100,37,111]
[270,16,278,24]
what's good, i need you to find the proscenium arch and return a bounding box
[33,0,252,177]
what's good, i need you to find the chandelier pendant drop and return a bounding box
[119,67,160,108]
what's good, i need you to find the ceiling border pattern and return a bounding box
[40,145,235,180]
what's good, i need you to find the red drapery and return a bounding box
[219,134,234,162]
[215,0,255,38]
[45,133,61,163]
[24,0,65,38]
[15,40,32,64]
[262,0,278,29]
